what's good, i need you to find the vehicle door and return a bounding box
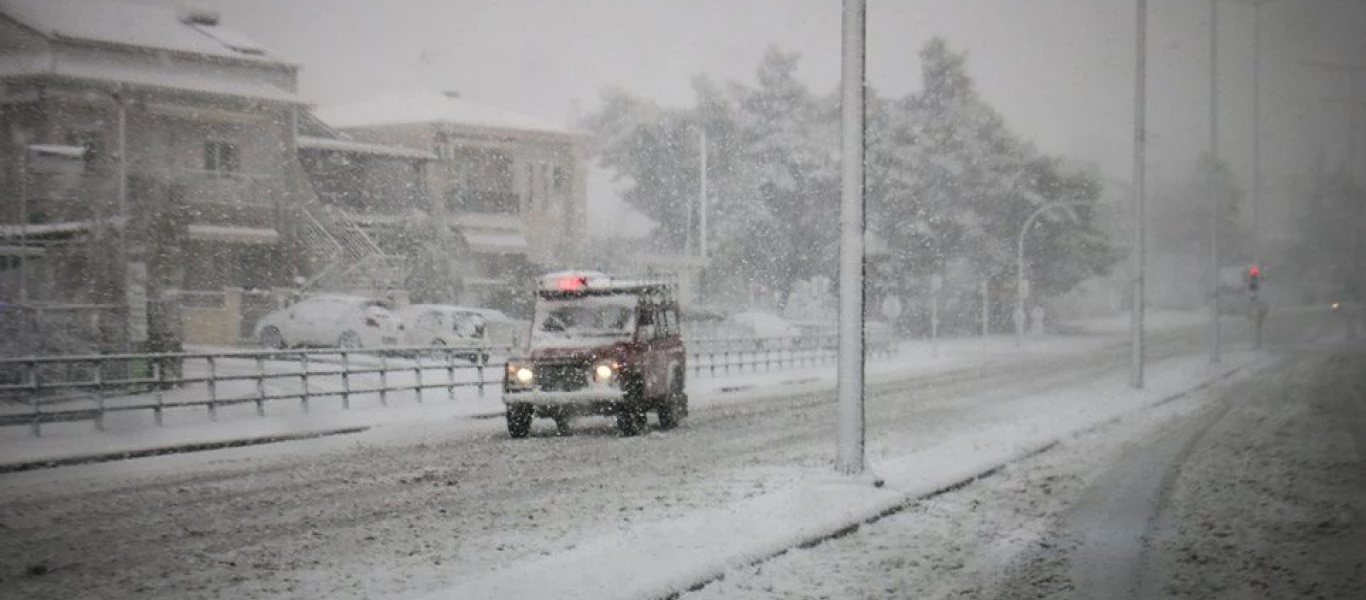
[645,306,678,399]
[658,306,685,389]
[413,310,443,345]
[287,297,325,345]
[634,306,660,398]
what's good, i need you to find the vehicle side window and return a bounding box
[653,309,670,340]
[662,309,678,338]
[637,309,656,341]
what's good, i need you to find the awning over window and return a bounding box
[187,224,280,244]
[459,228,528,255]
[0,217,126,239]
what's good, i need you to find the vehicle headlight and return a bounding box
[1331,302,1341,311]
[592,360,618,383]
[516,367,535,384]
[507,362,534,385]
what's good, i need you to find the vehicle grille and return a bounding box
[537,362,590,392]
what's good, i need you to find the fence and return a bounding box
[0,335,899,437]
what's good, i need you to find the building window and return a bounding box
[204,141,239,177]
[553,166,571,194]
[64,131,101,169]
[445,187,468,212]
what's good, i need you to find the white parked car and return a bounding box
[254,294,403,350]
[395,304,501,361]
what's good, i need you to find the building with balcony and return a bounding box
[0,0,307,299]
[314,90,589,312]
[0,0,310,349]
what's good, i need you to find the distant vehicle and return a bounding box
[458,307,527,350]
[503,271,686,438]
[254,294,402,350]
[395,304,495,362]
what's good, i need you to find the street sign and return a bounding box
[127,262,148,343]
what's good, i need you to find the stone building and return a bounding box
[0,0,308,349]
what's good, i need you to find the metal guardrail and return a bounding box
[0,345,509,437]
[0,335,899,436]
[687,338,898,378]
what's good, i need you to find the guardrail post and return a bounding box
[153,358,165,427]
[414,353,424,404]
[256,355,267,417]
[724,351,731,375]
[28,359,40,437]
[476,352,486,399]
[445,350,456,401]
[206,356,218,421]
[379,355,388,406]
[94,358,105,432]
[300,353,310,413]
[340,351,351,410]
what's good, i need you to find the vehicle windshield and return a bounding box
[531,296,636,344]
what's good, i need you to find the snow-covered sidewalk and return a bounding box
[416,349,1258,600]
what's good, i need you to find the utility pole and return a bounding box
[1208,0,1222,365]
[698,127,708,261]
[1251,1,1263,268]
[835,0,868,477]
[1131,0,1149,389]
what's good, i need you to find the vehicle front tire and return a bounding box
[507,404,533,438]
[616,406,646,437]
[554,416,572,436]
[259,326,285,350]
[338,330,363,349]
[657,370,687,430]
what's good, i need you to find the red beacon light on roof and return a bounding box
[539,270,611,293]
[557,276,587,291]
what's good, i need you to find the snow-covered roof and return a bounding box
[0,217,126,238]
[0,53,299,103]
[316,90,570,135]
[0,0,292,65]
[296,135,436,161]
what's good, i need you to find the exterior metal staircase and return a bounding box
[297,205,410,293]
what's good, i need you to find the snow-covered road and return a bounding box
[0,311,1336,600]
[684,311,1365,600]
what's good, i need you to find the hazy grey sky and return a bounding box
[185,0,1363,236]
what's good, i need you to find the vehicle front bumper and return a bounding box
[502,388,626,407]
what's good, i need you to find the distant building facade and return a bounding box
[315,90,589,312]
[0,0,307,296]
[0,0,310,348]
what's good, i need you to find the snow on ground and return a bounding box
[426,348,1260,600]
[5,309,1298,600]
[681,331,1364,600]
[0,318,1232,600]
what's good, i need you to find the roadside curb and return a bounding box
[0,426,370,474]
